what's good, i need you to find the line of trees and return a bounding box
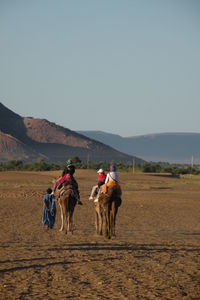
[0,156,200,176]
[0,156,131,172]
[142,162,200,176]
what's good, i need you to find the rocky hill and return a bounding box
[0,103,143,164]
[0,131,37,162]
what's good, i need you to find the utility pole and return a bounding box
[191,155,194,169]
[132,158,135,174]
[87,153,90,169]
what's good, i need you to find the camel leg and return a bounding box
[110,205,114,238]
[95,203,101,234]
[59,203,64,231]
[64,208,68,234]
[99,208,103,236]
[110,202,116,238]
[69,210,74,234]
[108,208,111,239]
[104,209,107,237]
[64,210,69,234]
[104,207,110,238]
[70,216,73,234]
[106,204,111,239]
[113,205,118,237]
[95,209,99,234]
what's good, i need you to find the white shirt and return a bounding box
[105,172,119,183]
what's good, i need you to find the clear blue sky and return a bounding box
[0,0,200,137]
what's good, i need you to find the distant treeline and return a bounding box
[142,162,200,176]
[0,157,132,172]
[0,156,199,176]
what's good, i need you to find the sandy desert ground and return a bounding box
[0,170,200,299]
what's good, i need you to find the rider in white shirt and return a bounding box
[105,165,119,183]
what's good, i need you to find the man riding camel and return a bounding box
[53,159,83,205]
[94,164,122,203]
[102,164,122,195]
[89,168,107,200]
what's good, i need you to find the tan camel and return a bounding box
[98,187,122,239]
[54,185,78,234]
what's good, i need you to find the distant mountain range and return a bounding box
[0,103,142,164]
[78,131,200,164]
[2,102,198,164]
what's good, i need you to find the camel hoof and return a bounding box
[59,228,63,231]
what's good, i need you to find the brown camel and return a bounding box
[55,185,78,234]
[98,187,122,239]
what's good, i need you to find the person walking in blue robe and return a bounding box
[42,188,56,229]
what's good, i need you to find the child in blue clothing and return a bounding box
[42,188,56,229]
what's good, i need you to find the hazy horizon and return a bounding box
[78,129,200,138]
[0,1,200,136]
